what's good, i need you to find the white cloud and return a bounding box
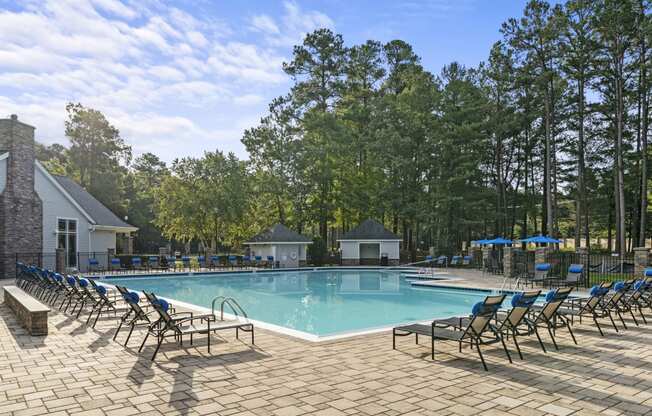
[0,0,334,161]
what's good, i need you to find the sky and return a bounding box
[0,0,537,163]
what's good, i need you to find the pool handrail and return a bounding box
[211,295,248,320]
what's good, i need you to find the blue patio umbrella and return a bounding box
[483,237,513,245]
[519,235,560,244]
[472,239,490,245]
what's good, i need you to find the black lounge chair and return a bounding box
[139,292,254,361]
[86,279,130,328]
[555,283,614,337]
[393,295,510,371]
[527,287,577,350]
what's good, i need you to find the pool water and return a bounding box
[107,269,508,338]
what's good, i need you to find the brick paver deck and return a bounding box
[1,278,651,415]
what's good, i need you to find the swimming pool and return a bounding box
[106,269,509,340]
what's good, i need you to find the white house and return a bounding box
[245,224,312,268]
[0,115,137,277]
[338,219,401,266]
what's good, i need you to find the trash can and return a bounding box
[380,253,389,266]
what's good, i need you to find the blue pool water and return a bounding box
[107,269,507,337]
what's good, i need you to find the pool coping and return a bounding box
[97,270,589,343]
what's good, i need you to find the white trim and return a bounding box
[337,239,401,242]
[35,161,96,224]
[0,152,8,161]
[56,217,79,268]
[245,241,312,245]
[93,225,138,232]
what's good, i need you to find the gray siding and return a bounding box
[35,166,92,253]
[91,230,116,252]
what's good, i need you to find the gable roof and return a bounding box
[245,223,312,244]
[51,174,137,230]
[339,219,400,241]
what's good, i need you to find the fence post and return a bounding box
[481,246,491,268]
[503,246,514,278]
[634,247,650,277]
[55,248,65,274]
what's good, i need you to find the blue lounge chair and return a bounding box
[267,256,274,268]
[229,255,238,268]
[210,255,220,269]
[198,255,206,269]
[88,258,102,273]
[166,256,177,271]
[182,256,191,270]
[110,258,123,273]
[131,257,143,270]
[148,256,159,270]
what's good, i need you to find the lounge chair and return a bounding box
[462,255,472,266]
[435,255,447,267]
[555,282,615,337]
[209,255,220,270]
[110,258,123,273]
[131,257,143,271]
[436,290,543,360]
[254,256,262,268]
[450,256,462,266]
[529,263,551,286]
[182,256,191,270]
[528,287,577,350]
[166,256,177,271]
[139,292,254,361]
[88,258,102,273]
[228,255,238,269]
[86,280,129,328]
[267,256,274,268]
[393,295,511,371]
[551,264,584,287]
[243,255,251,269]
[624,279,651,324]
[148,256,160,270]
[197,255,206,270]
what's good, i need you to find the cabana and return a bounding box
[245,224,312,268]
[338,219,401,266]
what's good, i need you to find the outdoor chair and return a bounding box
[556,282,615,337]
[393,295,511,371]
[166,256,177,271]
[462,255,472,266]
[254,256,262,268]
[209,255,220,270]
[528,287,577,350]
[88,258,102,273]
[113,286,159,346]
[551,264,584,287]
[450,256,462,266]
[267,256,274,268]
[436,291,543,360]
[243,255,251,269]
[110,258,123,273]
[182,256,191,270]
[529,263,551,287]
[139,292,254,361]
[148,256,160,270]
[228,255,238,268]
[86,279,129,328]
[197,255,206,270]
[131,257,143,271]
[435,255,447,268]
[624,280,651,324]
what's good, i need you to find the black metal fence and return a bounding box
[545,251,635,287]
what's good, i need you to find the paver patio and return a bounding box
[1,277,651,416]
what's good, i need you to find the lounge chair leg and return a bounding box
[125,324,136,346]
[546,326,559,350]
[500,336,513,363]
[534,327,547,353]
[639,307,647,324]
[593,317,604,336]
[565,320,577,345]
[629,309,639,326]
[114,320,124,341]
[139,330,151,352]
[616,311,627,330]
[251,326,255,344]
[431,337,435,360]
[607,312,619,332]
[392,329,396,350]
[415,334,418,344]
[475,340,488,371]
[151,334,163,361]
[512,335,523,360]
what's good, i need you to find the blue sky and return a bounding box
[0,0,536,163]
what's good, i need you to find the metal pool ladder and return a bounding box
[211,296,249,321]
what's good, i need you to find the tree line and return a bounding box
[38,0,652,256]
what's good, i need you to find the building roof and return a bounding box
[339,219,401,241]
[245,223,312,244]
[51,175,136,230]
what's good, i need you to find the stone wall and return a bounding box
[0,115,43,279]
[342,259,359,266]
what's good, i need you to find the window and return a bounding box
[57,219,77,268]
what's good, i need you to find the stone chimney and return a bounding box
[0,115,43,278]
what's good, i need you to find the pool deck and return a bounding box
[1,271,651,416]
